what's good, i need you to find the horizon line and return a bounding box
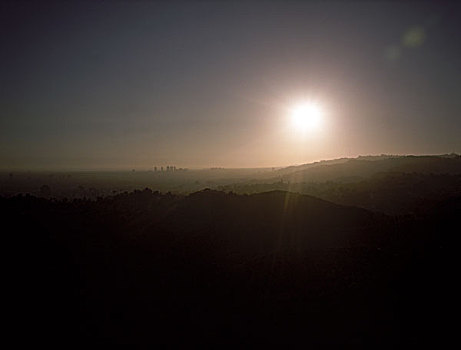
[1,152,459,173]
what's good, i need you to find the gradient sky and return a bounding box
[1,1,460,170]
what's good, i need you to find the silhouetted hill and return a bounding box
[165,189,383,254]
[221,172,461,214]
[3,189,457,345]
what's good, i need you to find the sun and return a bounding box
[290,103,323,133]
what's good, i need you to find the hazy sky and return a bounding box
[1,1,460,169]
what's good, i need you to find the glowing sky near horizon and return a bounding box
[1,1,460,170]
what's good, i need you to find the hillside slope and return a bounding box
[2,189,457,345]
[273,154,461,183]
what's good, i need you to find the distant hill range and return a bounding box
[266,154,461,183]
[2,154,460,215]
[220,154,461,215]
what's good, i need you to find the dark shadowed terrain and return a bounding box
[3,157,459,345]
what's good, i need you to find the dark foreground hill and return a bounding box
[221,172,461,215]
[3,189,458,345]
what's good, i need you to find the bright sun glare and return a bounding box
[290,103,323,133]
